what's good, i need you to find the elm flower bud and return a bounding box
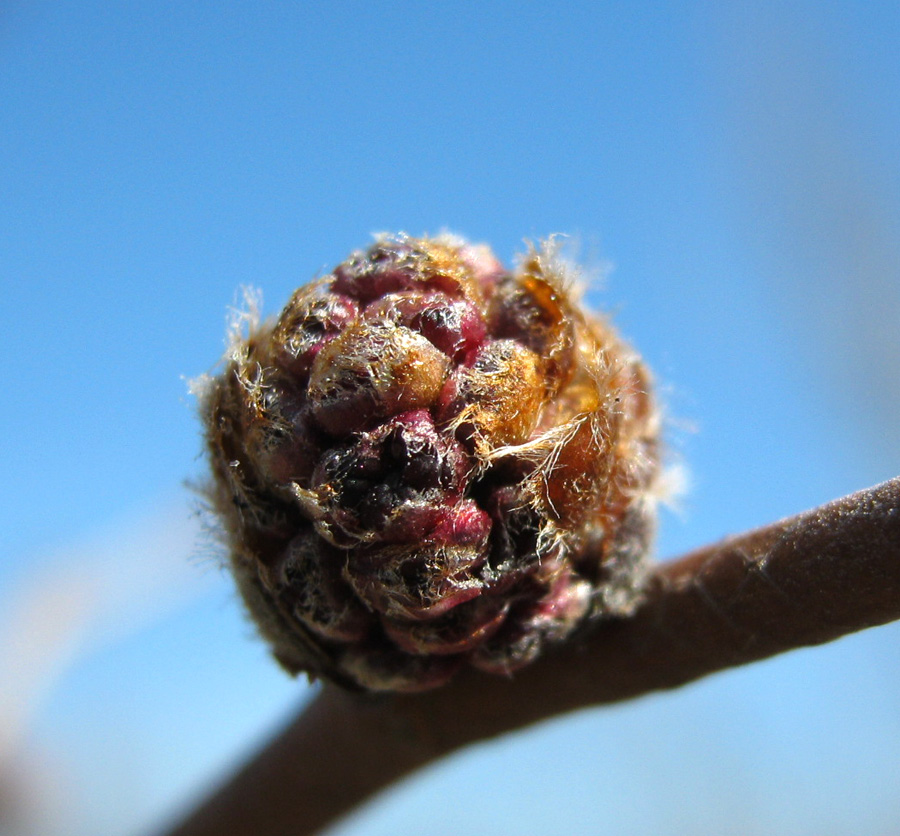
[197,234,661,692]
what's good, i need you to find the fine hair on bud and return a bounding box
[198,233,662,693]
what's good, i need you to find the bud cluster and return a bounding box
[200,234,660,692]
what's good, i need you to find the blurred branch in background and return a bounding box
[0,504,210,836]
[0,568,97,836]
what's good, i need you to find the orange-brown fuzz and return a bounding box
[200,234,661,692]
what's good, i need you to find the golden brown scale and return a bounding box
[492,254,577,397]
[443,340,547,454]
[307,322,449,436]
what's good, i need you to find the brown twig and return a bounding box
[161,476,900,836]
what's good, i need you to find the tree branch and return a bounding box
[161,476,900,836]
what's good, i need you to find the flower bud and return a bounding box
[199,234,661,692]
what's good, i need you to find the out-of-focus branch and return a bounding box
[162,476,900,836]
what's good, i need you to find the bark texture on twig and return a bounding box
[162,476,900,836]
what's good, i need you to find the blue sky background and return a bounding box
[2,2,900,835]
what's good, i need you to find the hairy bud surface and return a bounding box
[199,234,661,692]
